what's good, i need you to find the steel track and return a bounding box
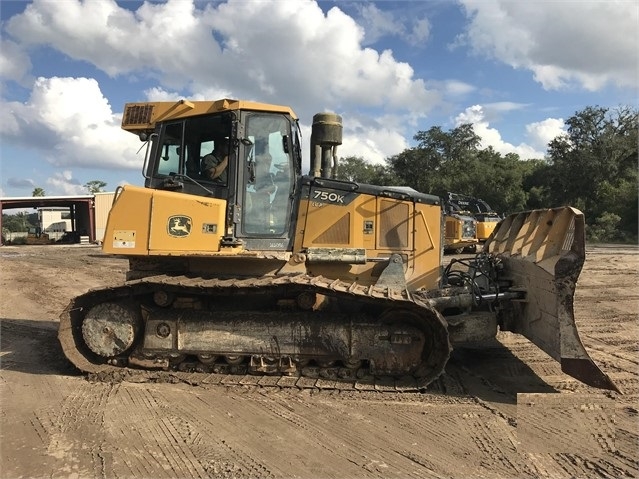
[60,273,452,392]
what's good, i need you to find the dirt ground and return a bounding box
[0,244,637,479]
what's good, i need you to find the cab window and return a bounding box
[243,114,293,235]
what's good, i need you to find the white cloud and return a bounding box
[3,0,620,183]
[0,0,444,183]
[355,3,431,47]
[0,77,142,170]
[5,0,211,79]
[458,0,639,90]
[295,112,407,172]
[356,4,396,45]
[525,118,566,151]
[143,87,182,102]
[443,80,476,97]
[4,0,437,122]
[2,0,442,171]
[144,86,236,104]
[406,18,431,46]
[46,170,87,195]
[482,102,528,113]
[0,39,33,85]
[341,118,409,165]
[455,105,545,159]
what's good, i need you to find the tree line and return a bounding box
[335,105,638,243]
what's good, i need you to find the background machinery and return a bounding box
[59,99,617,392]
[446,192,502,244]
[442,209,478,254]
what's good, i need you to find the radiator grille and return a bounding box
[123,104,154,126]
[446,221,456,238]
[312,213,350,244]
[379,200,409,248]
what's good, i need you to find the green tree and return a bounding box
[588,212,622,243]
[448,149,528,214]
[520,159,552,209]
[386,148,438,193]
[32,187,45,197]
[336,156,399,185]
[377,104,636,242]
[545,105,638,241]
[1,212,35,232]
[413,124,481,164]
[388,124,482,195]
[85,180,107,193]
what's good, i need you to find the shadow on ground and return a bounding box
[1,318,79,376]
[442,338,557,404]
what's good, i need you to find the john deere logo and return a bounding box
[168,216,192,237]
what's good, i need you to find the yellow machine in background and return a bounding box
[446,192,502,245]
[59,99,617,392]
[443,212,479,254]
[475,212,501,241]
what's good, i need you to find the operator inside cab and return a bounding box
[201,138,230,183]
[146,106,298,240]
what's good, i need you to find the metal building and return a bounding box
[0,193,115,246]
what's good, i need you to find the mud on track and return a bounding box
[1,244,637,479]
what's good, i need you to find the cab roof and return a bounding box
[122,98,298,134]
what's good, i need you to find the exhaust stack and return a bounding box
[310,113,342,178]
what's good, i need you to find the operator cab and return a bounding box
[143,109,303,248]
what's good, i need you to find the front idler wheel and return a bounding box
[81,302,141,358]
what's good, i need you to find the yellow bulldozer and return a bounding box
[443,212,479,254]
[445,192,502,246]
[59,99,617,392]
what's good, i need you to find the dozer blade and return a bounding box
[484,207,619,392]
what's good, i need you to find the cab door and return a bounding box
[238,113,297,250]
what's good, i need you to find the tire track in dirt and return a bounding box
[212,385,527,478]
[189,388,361,478]
[165,408,269,479]
[27,382,116,478]
[102,387,167,478]
[2,244,638,479]
[105,384,213,479]
[113,385,278,479]
[242,392,425,477]
[612,427,639,472]
[379,400,525,478]
[552,452,637,479]
[154,383,519,479]
[572,246,639,477]
[462,412,524,477]
[1,319,111,478]
[581,341,639,378]
[249,394,477,478]
[442,329,639,479]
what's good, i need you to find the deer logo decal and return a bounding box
[168,215,192,237]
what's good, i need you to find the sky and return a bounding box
[0,0,637,198]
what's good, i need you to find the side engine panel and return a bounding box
[103,185,227,256]
[293,179,442,290]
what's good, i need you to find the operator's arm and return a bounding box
[203,154,228,180]
[210,156,228,179]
